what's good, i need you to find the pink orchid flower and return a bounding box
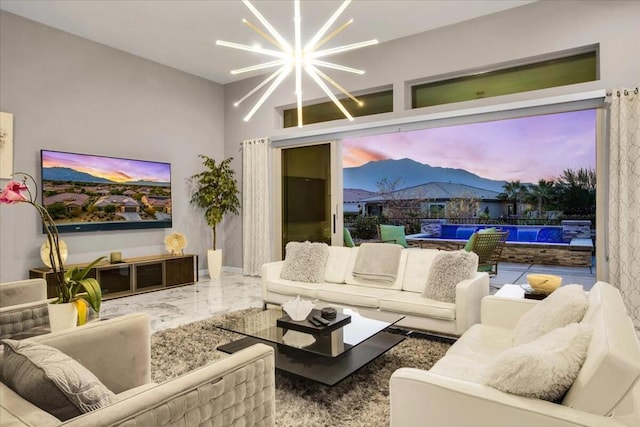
[0,180,29,204]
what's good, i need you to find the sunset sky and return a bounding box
[42,151,171,183]
[343,110,596,183]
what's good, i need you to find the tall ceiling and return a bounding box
[1,0,535,84]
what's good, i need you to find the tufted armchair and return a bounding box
[0,279,50,339]
[1,313,276,426]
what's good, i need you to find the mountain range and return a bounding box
[43,167,169,187]
[344,158,508,193]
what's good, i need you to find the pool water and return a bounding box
[429,224,565,244]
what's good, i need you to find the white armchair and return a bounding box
[0,278,50,339]
[1,313,276,426]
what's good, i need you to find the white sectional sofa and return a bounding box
[390,281,640,427]
[262,246,490,336]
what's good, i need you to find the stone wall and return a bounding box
[407,239,592,267]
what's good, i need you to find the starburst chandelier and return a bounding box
[217,0,378,127]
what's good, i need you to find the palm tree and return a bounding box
[528,179,555,218]
[499,180,528,216]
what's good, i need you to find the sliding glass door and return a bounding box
[275,141,341,259]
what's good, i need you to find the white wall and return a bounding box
[0,11,225,282]
[223,0,640,268]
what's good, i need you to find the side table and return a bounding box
[494,284,526,299]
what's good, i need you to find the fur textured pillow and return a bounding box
[280,241,329,283]
[512,284,589,346]
[1,339,115,421]
[483,323,593,401]
[423,250,478,302]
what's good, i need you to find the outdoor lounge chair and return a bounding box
[464,230,509,276]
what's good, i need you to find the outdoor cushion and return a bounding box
[379,224,408,248]
[464,227,497,252]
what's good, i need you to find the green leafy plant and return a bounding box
[1,173,105,314]
[190,155,240,250]
[61,256,106,313]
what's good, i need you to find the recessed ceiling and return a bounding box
[0,0,536,84]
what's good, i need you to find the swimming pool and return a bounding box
[415,224,566,243]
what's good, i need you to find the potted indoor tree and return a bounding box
[190,155,240,279]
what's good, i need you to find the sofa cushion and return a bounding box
[423,250,478,303]
[443,323,514,363]
[280,241,329,283]
[265,278,323,299]
[316,284,398,308]
[401,249,440,293]
[0,383,61,427]
[1,339,115,421]
[562,304,640,416]
[512,284,588,346]
[345,248,407,290]
[378,291,455,320]
[324,246,354,284]
[482,323,593,401]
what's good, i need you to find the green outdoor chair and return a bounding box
[377,224,409,248]
[464,230,509,276]
[344,227,356,247]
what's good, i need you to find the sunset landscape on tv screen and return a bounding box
[41,150,172,233]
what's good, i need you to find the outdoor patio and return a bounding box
[490,259,596,293]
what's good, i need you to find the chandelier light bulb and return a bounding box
[217,0,378,127]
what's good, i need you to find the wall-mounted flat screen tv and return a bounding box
[41,150,172,233]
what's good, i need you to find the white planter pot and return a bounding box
[48,302,78,332]
[207,249,223,279]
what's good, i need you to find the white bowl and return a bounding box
[282,296,314,321]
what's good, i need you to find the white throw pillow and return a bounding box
[422,250,478,303]
[512,284,589,346]
[280,241,329,283]
[483,323,593,401]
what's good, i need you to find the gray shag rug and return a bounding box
[151,309,451,426]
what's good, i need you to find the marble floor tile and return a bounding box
[101,272,262,333]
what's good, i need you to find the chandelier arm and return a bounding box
[311,39,379,59]
[243,19,285,51]
[305,65,353,121]
[311,59,364,75]
[313,67,362,106]
[294,0,303,127]
[244,66,293,122]
[304,0,351,52]
[216,40,285,58]
[231,59,287,75]
[234,68,284,107]
[242,0,292,53]
[310,19,353,52]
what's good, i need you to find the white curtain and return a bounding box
[607,86,640,329]
[242,138,271,276]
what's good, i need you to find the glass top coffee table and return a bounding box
[214,307,405,386]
